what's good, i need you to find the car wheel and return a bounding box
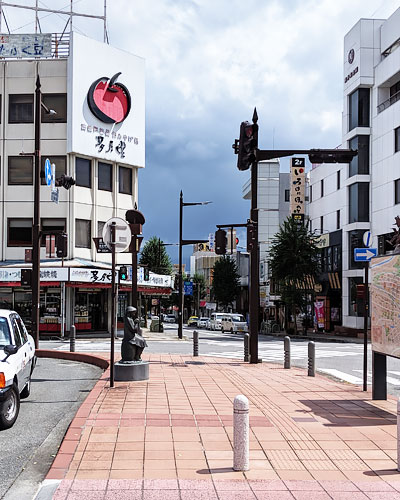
[231,328,234,334]
[20,376,31,399]
[0,384,20,430]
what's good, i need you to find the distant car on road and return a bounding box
[187,316,198,327]
[197,317,209,328]
[0,310,36,430]
[164,314,176,323]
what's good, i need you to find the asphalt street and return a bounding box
[0,358,102,500]
[41,324,400,399]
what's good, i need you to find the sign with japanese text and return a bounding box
[67,32,145,167]
[0,267,68,282]
[70,268,116,283]
[290,158,306,216]
[0,34,52,58]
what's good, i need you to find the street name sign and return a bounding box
[354,247,377,261]
[102,217,131,252]
[51,187,59,204]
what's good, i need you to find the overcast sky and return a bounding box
[3,0,400,267]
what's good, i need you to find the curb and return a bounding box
[36,349,109,369]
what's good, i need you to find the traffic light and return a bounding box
[56,175,76,190]
[236,120,258,171]
[144,267,150,281]
[247,222,257,251]
[215,229,227,255]
[21,269,32,286]
[308,149,357,164]
[119,265,128,281]
[56,233,68,258]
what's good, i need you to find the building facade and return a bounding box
[309,7,400,333]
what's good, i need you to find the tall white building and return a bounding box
[309,7,400,333]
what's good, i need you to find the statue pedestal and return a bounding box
[114,361,149,381]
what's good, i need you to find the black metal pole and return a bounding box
[249,160,259,363]
[131,234,138,310]
[32,74,41,349]
[178,191,183,339]
[372,351,387,400]
[110,222,116,388]
[363,262,369,391]
[158,238,162,333]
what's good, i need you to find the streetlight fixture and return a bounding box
[178,191,211,339]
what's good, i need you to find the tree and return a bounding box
[269,217,320,334]
[211,256,240,309]
[139,236,173,275]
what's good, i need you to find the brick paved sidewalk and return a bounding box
[44,354,400,499]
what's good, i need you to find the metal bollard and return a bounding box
[397,398,400,472]
[70,325,76,353]
[284,336,291,369]
[308,341,315,377]
[233,395,249,471]
[193,330,199,356]
[244,333,249,362]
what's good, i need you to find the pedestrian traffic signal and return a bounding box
[56,175,76,190]
[235,121,258,171]
[119,266,128,281]
[144,267,150,281]
[215,229,227,255]
[56,233,68,258]
[21,269,32,286]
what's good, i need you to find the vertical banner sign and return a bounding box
[290,158,306,222]
[315,301,325,329]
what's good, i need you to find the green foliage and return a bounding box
[139,236,173,275]
[211,256,240,308]
[192,273,207,299]
[269,217,320,321]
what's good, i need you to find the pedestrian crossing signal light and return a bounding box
[56,233,68,258]
[119,265,128,281]
[215,229,227,255]
[144,267,150,281]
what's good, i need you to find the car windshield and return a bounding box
[231,315,244,322]
[0,317,11,347]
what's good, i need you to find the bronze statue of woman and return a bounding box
[121,306,148,362]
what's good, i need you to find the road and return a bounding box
[0,357,102,500]
[41,325,400,398]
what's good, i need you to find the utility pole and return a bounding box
[178,191,184,339]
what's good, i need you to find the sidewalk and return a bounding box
[40,354,400,500]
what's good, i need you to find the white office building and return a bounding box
[309,7,400,333]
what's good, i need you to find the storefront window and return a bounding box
[14,290,32,330]
[0,289,13,309]
[349,277,364,317]
[349,230,365,269]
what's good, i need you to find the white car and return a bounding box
[221,314,248,334]
[0,310,36,430]
[164,314,176,323]
[197,317,209,328]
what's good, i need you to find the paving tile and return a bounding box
[364,494,400,500]
[329,494,369,500]
[249,479,288,491]
[179,479,215,490]
[142,491,180,500]
[104,491,142,500]
[353,481,396,492]
[181,491,218,500]
[318,481,359,492]
[143,479,179,489]
[109,470,143,479]
[67,492,106,500]
[106,479,143,490]
[291,492,332,500]
[254,492,295,500]
[283,481,324,491]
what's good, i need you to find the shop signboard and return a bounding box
[290,157,305,217]
[67,32,145,167]
[315,301,325,329]
[0,267,68,282]
[184,281,193,296]
[0,34,52,58]
[371,254,400,358]
[70,268,116,284]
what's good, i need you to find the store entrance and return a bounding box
[75,289,107,332]
[88,292,106,330]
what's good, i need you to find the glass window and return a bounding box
[349,135,369,176]
[395,127,400,153]
[284,189,290,202]
[15,315,27,343]
[326,247,332,272]
[11,317,22,346]
[349,88,370,131]
[320,216,323,234]
[98,162,113,191]
[41,218,66,246]
[76,157,92,188]
[378,232,395,255]
[8,156,33,185]
[349,277,364,317]
[8,219,32,246]
[9,94,34,123]
[349,229,365,270]
[41,94,67,123]
[75,219,91,248]
[97,221,105,237]
[321,179,324,197]
[40,156,67,185]
[309,185,312,203]
[336,209,340,230]
[337,170,340,190]
[349,182,369,223]
[332,246,341,271]
[0,317,11,347]
[396,179,400,205]
[119,166,132,195]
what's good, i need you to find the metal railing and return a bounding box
[377,89,400,113]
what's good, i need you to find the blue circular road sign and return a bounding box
[45,158,52,186]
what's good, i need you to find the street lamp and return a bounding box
[178,191,211,339]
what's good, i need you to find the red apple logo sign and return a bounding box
[87,72,131,124]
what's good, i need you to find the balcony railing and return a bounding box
[377,88,400,113]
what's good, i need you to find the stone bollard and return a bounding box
[70,325,76,353]
[244,333,249,362]
[233,395,249,471]
[284,336,291,369]
[398,398,400,472]
[193,330,199,357]
[308,341,315,377]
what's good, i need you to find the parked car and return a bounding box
[197,317,209,328]
[187,316,198,326]
[164,314,176,323]
[210,312,225,331]
[0,310,36,430]
[221,314,248,334]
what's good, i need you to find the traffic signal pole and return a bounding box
[178,192,184,339]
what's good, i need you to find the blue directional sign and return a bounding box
[44,158,52,186]
[184,281,193,296]
[354,247,377,261]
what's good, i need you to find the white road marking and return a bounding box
[319,368,365,385]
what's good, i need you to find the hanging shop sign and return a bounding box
[70,268,116,284]
[0,267,68,282]
[290,158,305,217]
[0,33,52,58]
